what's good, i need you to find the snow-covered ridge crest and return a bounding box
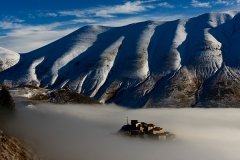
[1,11,240,108]
[0,47,20,72]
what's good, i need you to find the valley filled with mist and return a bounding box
[1,101,240,160]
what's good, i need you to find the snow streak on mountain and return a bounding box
[1,11,240,108]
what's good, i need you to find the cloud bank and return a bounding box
[0,28,76,53]
[59,1,155,18]
[1,102,240,160]
[158,2,175,8]
[191,0,212,7]
[212,0,233,6]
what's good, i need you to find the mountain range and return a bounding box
[1,11,240,108]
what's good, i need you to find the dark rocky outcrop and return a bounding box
[31,89,101,104]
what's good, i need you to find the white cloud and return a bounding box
[46,13,58,17]
[96,1,151,17]
[2,16,25,23]
[38,12,58,17]
[97,1,156,17]
[158,2,175,8]
[0,21,23,29]
[212,0,234,5]
[59,10,86,17]
[0,16,25,29]
[97,14,186,27]
[71,19,98,23]
[59,1,155,18]
[237,0,240,4]
[0,28,76,53]
[28,14,35,19]
[0,14,103,52]
[191,0,211,7]
[6,23,62,36]
[0,13,101,52]
[143,0,159,2]
[0,21,80,52]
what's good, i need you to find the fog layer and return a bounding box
[1,102,240,160]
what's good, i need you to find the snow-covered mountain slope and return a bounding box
[1,11,240,108]
[0,47,20,72]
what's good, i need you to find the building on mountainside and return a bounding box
[118,119,175,141]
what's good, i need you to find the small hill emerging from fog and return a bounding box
[31,88,101,104]
[1,11,240,108]
[8,85,100,104]
[0,130,42,160]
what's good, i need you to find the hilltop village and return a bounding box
[118,119,175,140]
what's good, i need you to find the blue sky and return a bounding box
[0,0,239,53]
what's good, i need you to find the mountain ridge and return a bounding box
[1,11,240,108]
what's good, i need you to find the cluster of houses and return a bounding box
[118,119,175,141]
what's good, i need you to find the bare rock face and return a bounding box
[195,65,240,107]
[146,67,197,108]
[1,11,240,108]
[0,130,41,160]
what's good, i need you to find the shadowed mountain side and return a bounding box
[208,13,240,68]
[145,67,197,108]
[94,21,160,103]
[148,20,185,77]
[94,20,186,107]
[195,65,240,108]
[178,12,224,82]
[53,27,127,95]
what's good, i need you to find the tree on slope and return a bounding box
[0,86,15,111]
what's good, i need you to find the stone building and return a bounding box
[118,119,175,141]
[149,127,163,135]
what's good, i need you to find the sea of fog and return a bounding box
[1,101,240,160]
